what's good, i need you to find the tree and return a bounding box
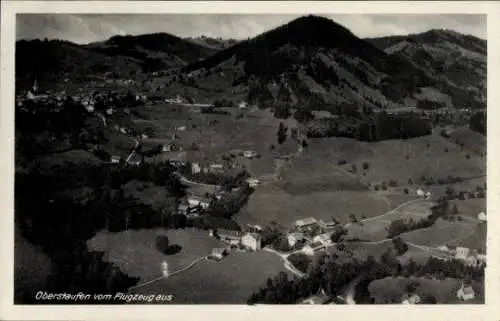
[451,203,458,215]
[362,162,370,170]
[276,122,288,145]
[392,237,409,255]
[155,235,169,253]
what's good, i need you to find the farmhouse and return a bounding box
[210,248,229,261]
[110,155,121,164]
[299,294,330,305]
[457,283,475,301]
[208,163,224,173]
[478,212,486,221]
[191,162,202,174]
[241,233,262,251]
[187,196,211,209]
[416,189,425,197]
[216,229,243,245]
[243,150,258,159]
[287,232,305,247]
[246,178,260,187]
[313,232,334,246]
[295,217,319,230]
[455,247,470,260]
[302,242,326,256]
[401,294,421,305]
[106,108,114,115]
[176,125,187,131]
[177,204,189,215]
[239,101,248,109]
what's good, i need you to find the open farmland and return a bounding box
[87,228,224,283]
[345,199,435,241]
[130,251,292,304]
[400,218,482,249]
[368,277,480,304]
[238,183,389,228]
[303,132,485,186]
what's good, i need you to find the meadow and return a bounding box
[130,251,292,304]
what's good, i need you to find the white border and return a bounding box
[1,1,500,321]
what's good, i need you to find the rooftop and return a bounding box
[295,217,318,227]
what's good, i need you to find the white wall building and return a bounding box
[241,233,262,251]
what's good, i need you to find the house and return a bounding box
[466,255,480,267]
[216,229,243,245]
[208,163,224,173]
[177,204,189,215]
[141,133,149,139]
[457,283,475,301]
[110,155,121,164]
[210,248,229,260]
[162,142,181,152]
[416,188,425,197]
[302,242,326,256]
[241,233,262,251]
[128,154,142,166]
[295,217,319,230]
[106,108,114,115]
[455,247,470,260]
[401,293,421,304]
[191,162,202,174]
[318,220,338,229]
[246,178,260,188]
[478,212,486,221]
[238,101,248,109]
[425,192,432,199]
[188,196,211,209]
[176,125,186,131]
[437,245,450,252]
[243,150,258,159]
[287,232,305,248]
[299,294,330,305]
[313,232,334,246]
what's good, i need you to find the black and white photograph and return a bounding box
[3,1,496,314]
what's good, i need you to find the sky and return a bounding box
[16,14,486,45]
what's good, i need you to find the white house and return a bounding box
[295,217,319,230]
[457,283,475,301]
[239,101,248,109]
[287,232,305,248]
[191,162,202,174]
[246,178,260,188]
[106,108,114,115]
[455,247,470,260]
[176,125,186,131]
[425,192,432,199]
[401,294,421,305]
[416,189,425,197]
[187,196,211,209]
[302,242,326,256]
[478,212,486,221]
[313,232,334,246]
[110,155,121,164]
[243,150,258,159]
[241,233,262,251]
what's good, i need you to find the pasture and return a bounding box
[87,228,224,283]
[345,200,435,241]
[400,218,481,249]
[368,277,468,304]
[130,251,292,304]
[238,184,390,228]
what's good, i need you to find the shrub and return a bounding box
[465,154,470,159]
[338,159,347,166]
[404,188,409,194]
[444,148,448,153]
[362,162,370,170]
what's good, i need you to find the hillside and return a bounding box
[185,36,239,50]
[15,32,216,91]
[366,29,486,110]
[179,16,487,113]
[86,33,217,70]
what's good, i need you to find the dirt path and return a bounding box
[127,256,206,292]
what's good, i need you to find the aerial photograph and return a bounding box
[14,13,486,305]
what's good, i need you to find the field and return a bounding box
[368,276,483,304]
[37,149,103,169]
[451,198,486,220]
[87,228,224,283]
[302,132,485,186]
[238,183,390,228]
[400,218,483,250]
[130,251,292,304]
[345,200,435,241]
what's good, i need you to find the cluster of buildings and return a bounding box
[286,217,340,256]
[209,229,262,252]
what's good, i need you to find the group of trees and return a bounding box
[248,249,484,304]
[277,122,288,145]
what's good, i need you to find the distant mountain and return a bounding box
[86,33,217,69]
[181,15,484,112]
[366,29,486,109]
[16,39,143,91]
[185,35,239,50]
[16,32,216,91]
